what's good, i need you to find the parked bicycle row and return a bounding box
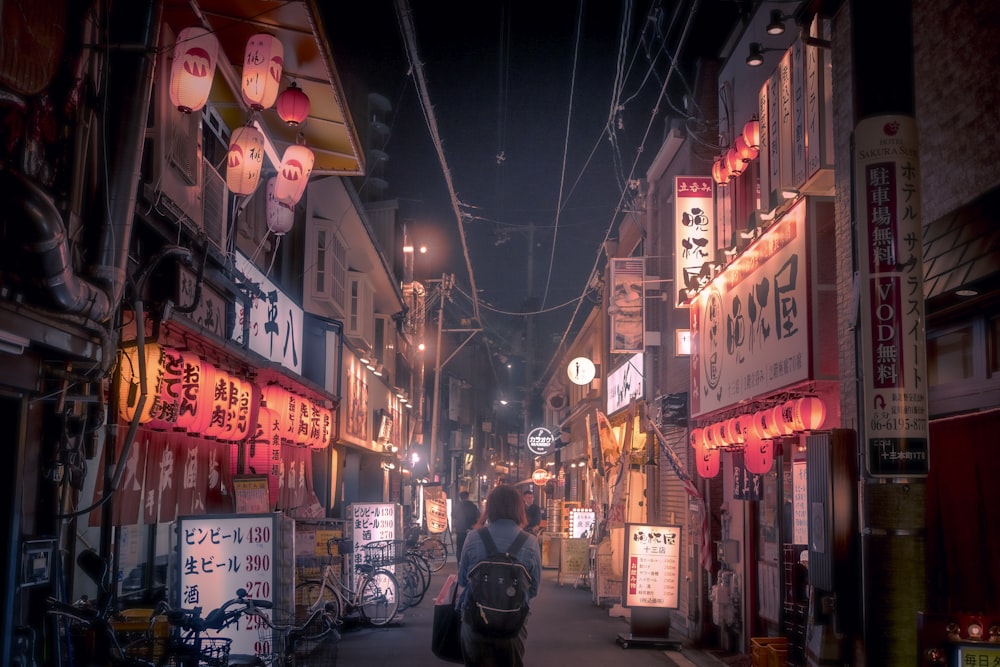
[42,530,453,666]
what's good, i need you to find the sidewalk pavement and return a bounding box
[335,557,750,667]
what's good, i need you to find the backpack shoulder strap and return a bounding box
[508,530,529,557]
[477,526,498,554]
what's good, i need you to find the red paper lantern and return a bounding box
[689,427,704,449]
[752,409,778,439]
[169,27,219,113]
[697,446,721,478]
[712,159,726,186]
[276,82,310,126]
[173,350,206,432]
[241,33,284,110]
[703,423,718,450]
[744,432,774,474]
[204,369,236,439]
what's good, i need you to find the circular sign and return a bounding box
[532,468,549,486]
[526,426,555,456]
[567,356,596,385]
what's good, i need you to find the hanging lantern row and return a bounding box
[689,396,826,478]
[168,28,313,204]
[712,116,761,185]
[116,343,331,449]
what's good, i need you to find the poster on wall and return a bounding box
[609,258,645,353]
[176,514,278,658]
[623,523,681,609]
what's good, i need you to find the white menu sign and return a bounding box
[624,523,681,609]
[570,509,597,539]
[349,503,398,573]
[177,514,276,657]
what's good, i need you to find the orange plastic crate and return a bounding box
[750,637,788,667]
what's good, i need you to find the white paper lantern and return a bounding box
[242,33,284,110]
[265,177,294,235]
[169,27,219,113]
[275,144,314,206]
[227,126,265,195]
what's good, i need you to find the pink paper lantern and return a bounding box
[265,177,294,235]
[774,402,796,436]
[752,409,778,439]
[173,351,206,432]
[793,396,827,431]
[169,27,219,113]
[275,143,314,206]
[241,33,284,110]
[227,126,265,195]
[689,427,704,449]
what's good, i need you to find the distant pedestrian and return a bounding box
[458,485,541,667]
[453,490,480,557]
[523,489,542,535]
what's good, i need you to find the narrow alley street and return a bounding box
[334,560,739,667]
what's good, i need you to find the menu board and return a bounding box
[623,523,681,609]
[569,509,596,539]
[176,514,277,657]
[233,475,270,514]
[348,503,399,586]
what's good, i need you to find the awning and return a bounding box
[162,0,365,176]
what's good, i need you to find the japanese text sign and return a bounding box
[623,523,681,609]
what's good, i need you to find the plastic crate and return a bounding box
[750,637,788,667]
[767,644,788,667]
[112,608,169,646]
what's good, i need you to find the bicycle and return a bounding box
[210,593,338,666]
[121,588,275,667]
[294,538,399,628]
[405,524,448,572]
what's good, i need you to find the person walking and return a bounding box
[453,490,480,557]
[457,485,542,667]
[523,488,542,535]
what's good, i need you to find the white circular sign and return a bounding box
[567,357,596,385]
[526,427,555,456]
[532,468,549,486]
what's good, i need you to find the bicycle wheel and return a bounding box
[421,536,447,572]
[359,569,399,626]
[295,580,341,639]
[398,557,425,609]
[408,550,432,596]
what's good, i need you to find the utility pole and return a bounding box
[429,273,454,481]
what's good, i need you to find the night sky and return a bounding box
[323,0,744,366]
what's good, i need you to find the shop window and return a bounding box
[927,326,973,385]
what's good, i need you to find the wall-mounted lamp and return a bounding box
[746,42,780,67]
[372,363,384,377]
[766,9,792,35]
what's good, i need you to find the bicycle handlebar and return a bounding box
[154,589,273,633]
[326,536,352,555]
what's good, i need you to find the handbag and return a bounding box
[431,574,463,663]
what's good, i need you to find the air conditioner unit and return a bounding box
[202,159,228,253]
[142,23,204,231]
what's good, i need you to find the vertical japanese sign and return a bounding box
[674,177,715,307]
[854,115,928,476]
[231,252,303,374]
[177,514,276,657]
[610,258,645,353]
[623,523,681,609]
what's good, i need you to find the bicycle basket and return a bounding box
[123,635,231,667]
[361,540,406,568]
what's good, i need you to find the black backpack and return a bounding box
[464,527,532,638]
